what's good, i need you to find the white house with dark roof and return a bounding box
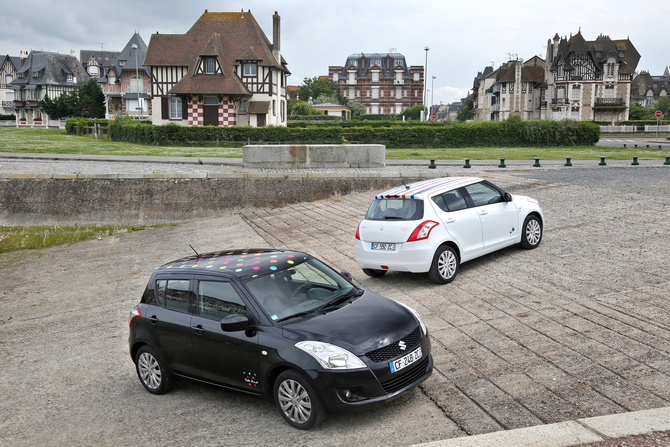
[0,54,22,116]
[9,50,88,126]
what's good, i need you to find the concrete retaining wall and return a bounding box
[0,172,435,226]
[243,144,385,168]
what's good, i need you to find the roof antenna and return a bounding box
[189,244,199,256]
[401,179,410,190]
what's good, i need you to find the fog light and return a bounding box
[345,390,358,400]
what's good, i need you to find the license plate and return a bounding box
[372,242,396,251]
[389,347,422,374]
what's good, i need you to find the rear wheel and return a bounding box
[429,245,459,284]
[274,370,326,430]
[362,268,387,278]
[520,215,542,249]
[135,346,172,395]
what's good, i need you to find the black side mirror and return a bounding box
[221,314,250,332]
[504,192,513,202]
[340,271,353,281]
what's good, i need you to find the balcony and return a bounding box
[346,79,357,86]
[13,100,25,107]
[2,101,14,108]
[393,79,404,85]
[26,100,40,107]
[491,103,500,112]
[492,84,500,94]
[124,86,150,95]
[551,98,568,105]
[595,97,625,107]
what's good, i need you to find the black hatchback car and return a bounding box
[129,249,432,429]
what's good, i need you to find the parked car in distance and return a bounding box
[129,249,432,430]
[355,177,544,283]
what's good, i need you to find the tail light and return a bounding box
[129,305,142,328]
[355,222,361,240]
[407,220,439,242]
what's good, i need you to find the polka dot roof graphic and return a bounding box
[159,249,310,280]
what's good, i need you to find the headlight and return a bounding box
[396,302,427,335]
[295,341,366,370]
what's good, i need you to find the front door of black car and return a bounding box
[191,279,260,390]
[152,278,200,377]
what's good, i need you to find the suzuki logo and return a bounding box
[398,340,406,351]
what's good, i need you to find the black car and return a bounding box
[128,249,432,429]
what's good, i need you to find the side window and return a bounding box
[156,279,191,312]
[464,182,504,207]
[432,189,468,212]
[198,281,246,320]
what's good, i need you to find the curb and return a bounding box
[412,407,670,447]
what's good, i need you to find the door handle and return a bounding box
[480,210,488,215]
[445,218,455,224]
[192,324,205,335]
[148,315,159,324]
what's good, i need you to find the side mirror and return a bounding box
[221,314,250,332]
[340,271,353,282]
[504,192,513,202]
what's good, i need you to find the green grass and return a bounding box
[1,127,668,161]
[0,224,165,254]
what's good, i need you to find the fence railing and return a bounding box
[645,125,670,132]
[600,125,637,133]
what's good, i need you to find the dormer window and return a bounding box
[88,65,99,76]
[119,60,126,67]
[206,57,216,74]
[67,74,73,82]
[619,50,624,58]
[32,71,39,79]
[243,63,257,76]
[596,51,602,59]
[17,72,23,79]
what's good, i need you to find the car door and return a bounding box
[190,277,260,390]
[463,182,519,249]
[150,277,200,377]
[430,188,484,255]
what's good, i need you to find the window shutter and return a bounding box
[161,97,168,119]
[182,98,188,118]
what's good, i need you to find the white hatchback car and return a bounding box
[355,177,544,283]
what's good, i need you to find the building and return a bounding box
[9,50,89,126]
[630,70,669,107]
[1,54,22,116]
[312,101,351,120]
[483,57,545,121]
[544,31,640,122]
[328,53,424,115]
[472,65,494,120]
[144,9,290,127]
[92,33,152,119]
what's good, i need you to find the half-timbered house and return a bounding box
[631,71,669,107]
[0,54,22,116]
[95,33,151,119]
[9,50,88,127]
[544,31,640,122]
[144,10,289,127]
[482,58,545,121]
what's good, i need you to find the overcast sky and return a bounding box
[3,0,669,106]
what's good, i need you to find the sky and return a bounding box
[3,0,669,106]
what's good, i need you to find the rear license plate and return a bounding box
[371,242,396,251]
[389,347,422,374]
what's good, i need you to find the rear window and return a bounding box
[365,198,424,221]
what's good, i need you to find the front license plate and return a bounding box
[389,347,422,374]
[371,242,396,251]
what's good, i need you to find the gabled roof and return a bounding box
[550,31,640,75]
[10,51,89,87]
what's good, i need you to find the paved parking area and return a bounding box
[0,166,669,446]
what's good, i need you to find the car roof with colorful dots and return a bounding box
[157,248,312,281]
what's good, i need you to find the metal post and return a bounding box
[431,75,436,119]
[133,44,142,120]
[533,158,541,167]
[565,157,572,167]
[599,156,607,166]
[463,158,471,169]
[498,158,506,168]
[423,46,429,121]
[632,156,639,165]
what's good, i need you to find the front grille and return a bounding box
[365,326,422,363]
[380,356,430,394]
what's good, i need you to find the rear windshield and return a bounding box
[365,198,424,221]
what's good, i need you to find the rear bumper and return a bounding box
[355,239,434,273]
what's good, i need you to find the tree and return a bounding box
[290,100,321,116]
[40,79,105,119]
[313,94,339,105]
[41,91,79,119]
[456,97,474,121]
[652,97,670,119]
[297,77,339,102]
[348,101,364,117]
[402,104,426,116]
[628,103,653,120]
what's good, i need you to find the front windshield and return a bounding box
[243,258,356,322]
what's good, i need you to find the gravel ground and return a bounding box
[580,430,670,446]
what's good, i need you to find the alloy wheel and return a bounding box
[138,352,162,390]
[525,219,542,246]
[277,379,312,424]
[438,249,457,280]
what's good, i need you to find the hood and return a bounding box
[281,291,417,355]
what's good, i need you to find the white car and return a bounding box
[354,177,544,283]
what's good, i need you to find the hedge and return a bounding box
[66,117,113,135]
[0,114,16,120]
[108,118,600,148]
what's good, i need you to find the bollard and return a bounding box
[499,158,506,168]
[632,156,639,166]
[635,144,638,148]
[665,156,670,166]
[463,158,471,169]
[429,159,436,169]
[624,144,627,148]
[646,144,649,149]
[599,156,607,166]
[565,157,572,167]
[533,158,541,167]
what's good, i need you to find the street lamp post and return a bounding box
[423,46,429,121]
[431,75,436,120]
[132,44,142,120]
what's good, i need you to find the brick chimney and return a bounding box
[272,11,280,58]
[71,49,78,84]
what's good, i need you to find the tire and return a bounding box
[428,245,459,284]
[135,345,173,395]
[362,268,387,278]
[274,370,326,430]
[520,215,542,249]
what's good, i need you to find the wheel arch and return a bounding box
[436,240,461,263]
[525,211,544,227]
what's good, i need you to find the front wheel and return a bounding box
[274,370,326,430]
[520,215,542,249]
[428,245,459,284]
